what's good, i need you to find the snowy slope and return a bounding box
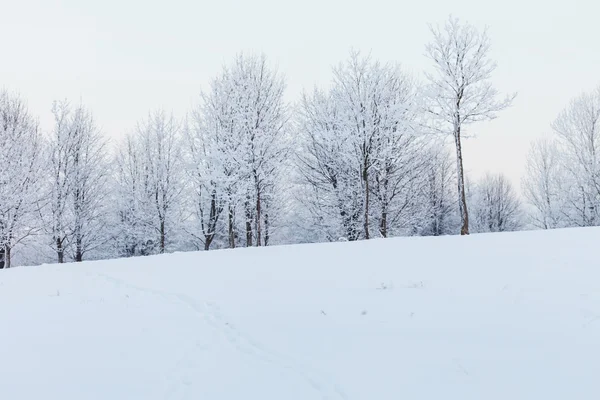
[1,228,600,400]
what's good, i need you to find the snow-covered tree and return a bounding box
[471,173,522,233]
[0,90,44,269]
[424,16,515,235]
[184,104,225,251]
[45,101,72,263]
[552,86,600,227]
[220,53,289,247]
[115,110,185,255]
[43,101,110,263]
[68,105,110,261]
[414,143,459,236]
[182,55,291,250]
[298,52,423,241]
[521,138,565,229]
[297,87,362,241]
[114,135,153,257]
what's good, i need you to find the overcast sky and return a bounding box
[1,0,599,189]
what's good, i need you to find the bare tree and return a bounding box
[0,90,43,269]
[425,16,515,235]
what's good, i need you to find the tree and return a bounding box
[45,101,73,263]
[67,105,110,261]
[115,110,185,255]
[425,16,515,235]
[298,52,423,241]
[471,173,522,233]
[521,138,565,229]
[298,87,363,241]
[414,143,459,236]
[223,53,289,247]
[43,101,110,263]
[184,105,225,251]
[114,135,154,257]
[551,86,600,227]
[0,90,43,269]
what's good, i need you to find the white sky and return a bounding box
[1,0,599,189]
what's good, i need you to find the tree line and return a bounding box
[0,16,596,268]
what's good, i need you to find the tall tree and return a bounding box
[225,53,289,247]
[298,52,422,241]
[46,101,73,263]
[0,90,43,269]
[43,101,110,263]
[184,106,225,251]
[425,16,514,235]
[68,105,110,261]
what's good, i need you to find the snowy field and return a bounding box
[1,228,600,400]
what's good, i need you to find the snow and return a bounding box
[1,228,600,400]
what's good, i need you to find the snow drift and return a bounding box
[1,228,599,399]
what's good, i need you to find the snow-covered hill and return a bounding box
[1,228,600,400]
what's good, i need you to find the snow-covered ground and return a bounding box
[1,228,600,400]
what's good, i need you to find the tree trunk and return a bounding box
[75,236,83,262]
[379,209,387,238]
[454,129,469,235]
[363,163,370,239]
[264,212,269,246]
[57,238,65,264]
[255,192,262,247]
[245,199,253,247]
[254,172,262,247]
[378,171,389,238]
[74,185,83,262]
[228,204,236,249]
[203,192,218,251]
[159,220,166,253]
[0,246,5,269]
[4,246,10,269]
